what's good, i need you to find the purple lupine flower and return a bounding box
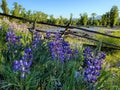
[46,32,51,39]
[13,60,21,71]
[98,53,106,60]
[54,32,61,40]
[6,29,22,44]
[16,36,22,42]
[49,39,63,62]
[13,48,33,79]
[6,29,22,52]
[5,29,23,61]
[48,33,78,63]
[83,47,92,58]
[6,29,17,44]
[73,48,79,56]
[83,47,106,83]
[31,31,41,48]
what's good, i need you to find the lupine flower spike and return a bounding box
[83,47,105,83]
[49,33,78,63]
[13,48,33,79]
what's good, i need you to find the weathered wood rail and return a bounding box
[0,13,120,50]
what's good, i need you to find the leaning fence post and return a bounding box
[61,23,70,37]
[32,19,36,30]
[32,19,37,40]
[28,19,37,40]
[61,16,72,37]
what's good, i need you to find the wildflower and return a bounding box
[48,33,78,63]
[54,32,61,40]
[5,29,23,59]
[83,47,92,58]
[6,29,22,53]
[83,47,105,83]
[13,48,33,79]
[31,31,41,48]
[46,32,51,39]
[6,29,22,44]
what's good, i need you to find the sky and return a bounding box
[3,0,120,18]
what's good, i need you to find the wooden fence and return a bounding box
[0,13,120,50]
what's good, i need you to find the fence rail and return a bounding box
[0,13,120,50]
[1,13,120,39]
[35,29,120,50]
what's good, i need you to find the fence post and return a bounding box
[61,16,72,37]
[28,19,37,40]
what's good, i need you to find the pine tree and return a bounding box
[91,13,96,25]
[11,2,21,16]
[82,13,88,26]
[1,0,9,14]
[110,5,119,27]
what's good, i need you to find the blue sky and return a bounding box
[4,0,120,18]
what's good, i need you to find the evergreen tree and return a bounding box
[91,13,96,25]
[101,14,107,26]
[82,13,88,26]
[55,18,60,25]
[11,2,22,16]
[79,13,88,26]
[26,10,32,20]
[94,19,100,26]
[88,17,93,26]
[48,15,56,24]
[79,14,83,25]
[1,0,9,14]
[20,8,26,18]
[110,5,119,27]
[106,12,110,26]
[59,16,64,25]
[117,18,120,26]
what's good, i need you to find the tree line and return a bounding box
[1,0,120,27]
